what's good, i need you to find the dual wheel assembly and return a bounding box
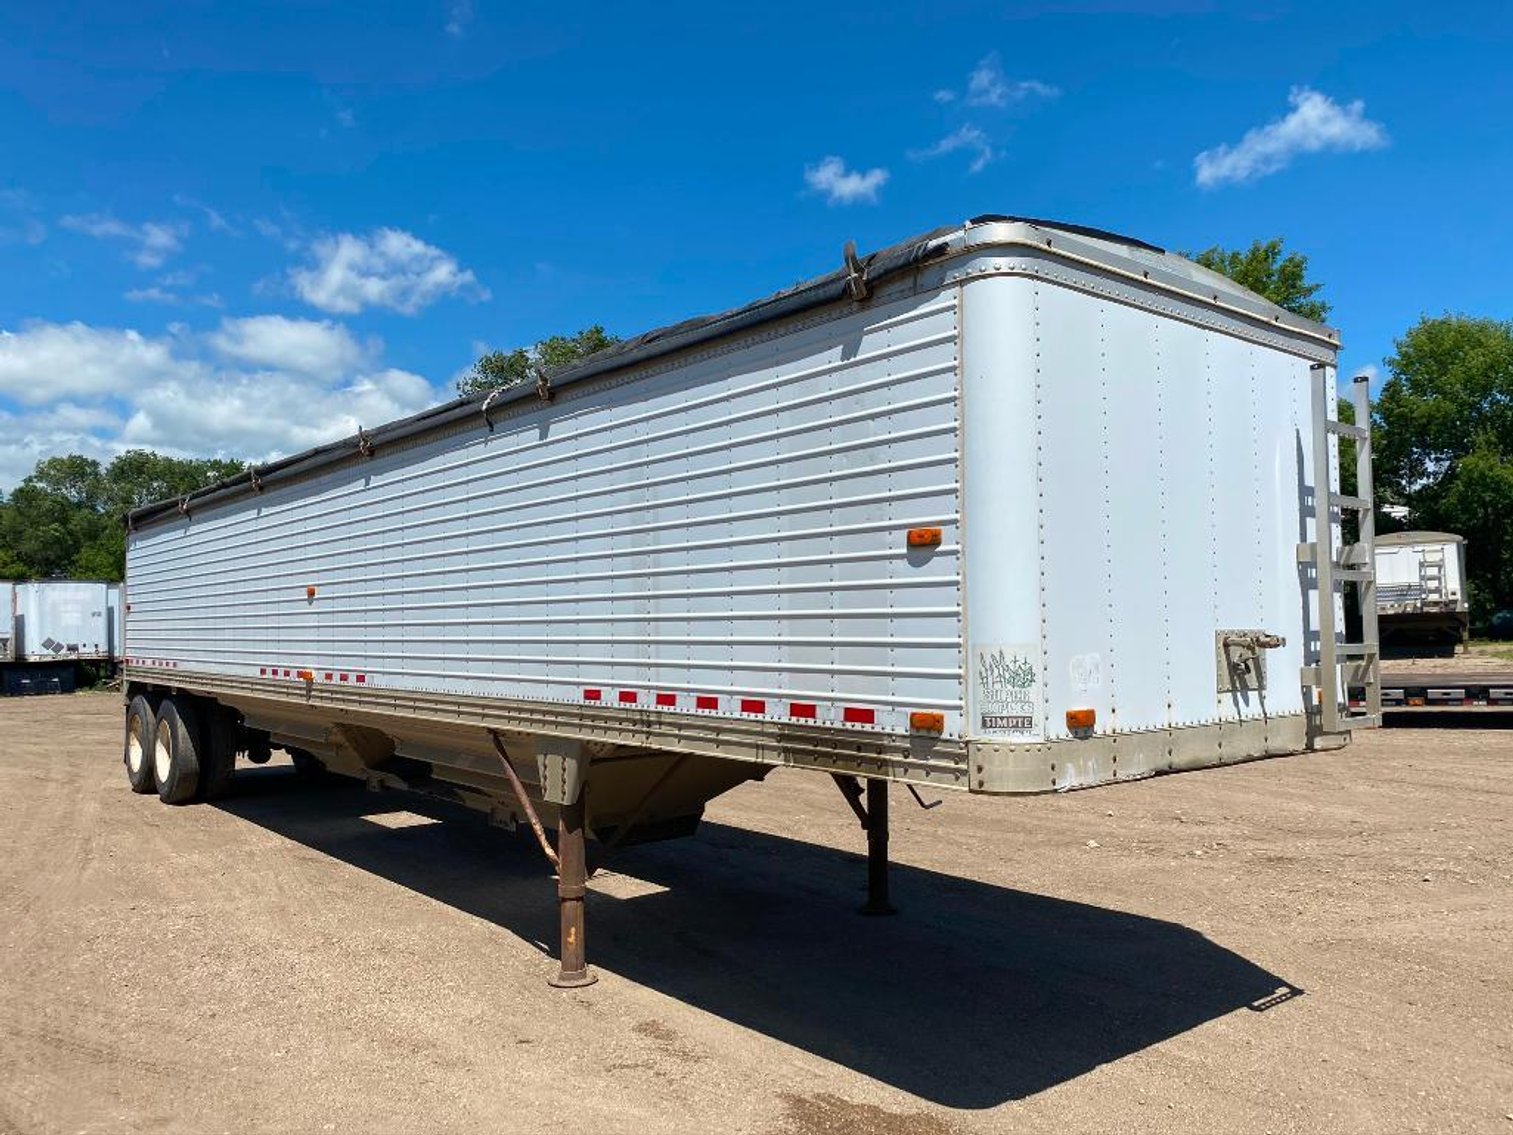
[123,693,238,804]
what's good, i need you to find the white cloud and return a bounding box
[803,156,890,206]
[964,53,1059,107]
[120,365,435,456]
[0,216,46,246]
[0,321,187,405]
[910,124,997,174]
[253,216,305,251]
[208,315,369,377]
[125,268,223,308]
[0,317,442,488]
[58,213,189,268]
[445,0,472,37]
[919,56,1057,179]
[124,285,224,308]
[1193,87,1388,188]
[172,194,237,235]
[289,228,488,315]
[0,404,124,489]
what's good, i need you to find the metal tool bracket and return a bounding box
[1216,629,1285,694]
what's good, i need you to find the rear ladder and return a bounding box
[1299,365,1382,734]
[1419,546,1447,607]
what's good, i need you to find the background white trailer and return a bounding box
[1374,531,1470,650]
[107,582,125,661]
[0,583,11,664]
[1,580,115,695]
[121,215,1379,983]
[8,580,113,662]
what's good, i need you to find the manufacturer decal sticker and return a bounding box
[975,645,1041,736]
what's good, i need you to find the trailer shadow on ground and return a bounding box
[216,770,1301,1109]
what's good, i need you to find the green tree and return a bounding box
[0,450,243,582]
[457,325,619,398]
[101,450,244,516]
[1190,238,1331,322]
[25,454,107,509]
[1375,314,1513,619]
[0,480,90,578]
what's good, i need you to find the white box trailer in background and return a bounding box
[1374,531,1470,650]
[120,215,1381,985]
[108,582,125,660]
[1,579,116,695]
[12,580,113,662]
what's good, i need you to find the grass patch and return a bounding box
[1467,640,1513,663]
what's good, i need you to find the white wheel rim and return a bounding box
[127,717,145,774]
[154,720,173,785]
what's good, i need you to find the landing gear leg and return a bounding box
[549,789,597,987]
[832,774,898,916]
[542,738,597,989]
[860,777,897,917]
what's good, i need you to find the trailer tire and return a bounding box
[124,695,157,794]
[154,697,201,805]
[197,707,239,801]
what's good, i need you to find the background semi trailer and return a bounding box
[2,579,116,695]
[120,215,1380,986]
[1374,531,1470,652]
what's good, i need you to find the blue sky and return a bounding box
[1,1,1509,487]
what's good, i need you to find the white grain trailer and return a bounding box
[2,579,115,695]
[120,215,1381,985]
[1374,531,1469,650]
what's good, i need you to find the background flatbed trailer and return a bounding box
[1365,672,1513,712]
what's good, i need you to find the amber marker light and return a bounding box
[306,585,317,600]
[910,711,946,733]
[906,527,943,548]
[296,669,315,682]
[1066,708,1097,731]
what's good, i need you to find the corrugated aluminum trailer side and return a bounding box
[119,215,1377,985]
[127,282,967,779]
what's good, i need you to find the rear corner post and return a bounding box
[538,738,598,989]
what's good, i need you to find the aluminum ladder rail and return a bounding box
[1300,365,1382,734]
[1419,546,1447,607]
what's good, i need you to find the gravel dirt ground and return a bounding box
[2,693,1511,1135]
[1382,645,1513,677]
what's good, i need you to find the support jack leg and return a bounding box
[548,790,598,988]
[860,777,897,917]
